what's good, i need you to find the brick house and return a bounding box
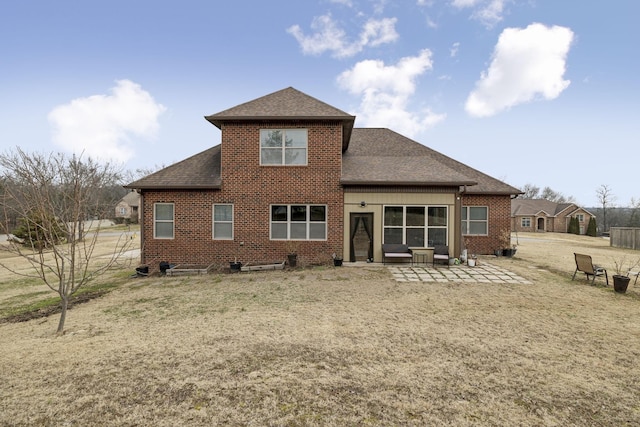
[114,191,140,222]
[125,87,521,271]
[511,198,595,234]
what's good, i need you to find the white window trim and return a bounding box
[270,204,327,241]
[154,202,174,239]
[212,204,234,240]
[260,129,308,166]
[462,206,489,236]
[383,205,448,246]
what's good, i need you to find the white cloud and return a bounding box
[48,80,166,163]
[450,42,460,57]
[337,49,446,136]
[451,0,479,6]
[329,0,353,6]
[465,23,574,118]
[287,15,398,58]
[452,0,507,28]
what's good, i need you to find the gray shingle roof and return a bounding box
[121,191,140,206]
[205,87,355,150]
[124,145,221,190]
[343,128,521,194]
[126,88,521,196]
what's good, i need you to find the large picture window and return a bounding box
[462,206,488,235]
[213,204,233,240]
[154,203,174,239]
[260,129,307,165]
[383,205,448,247]
[271,205,326,240]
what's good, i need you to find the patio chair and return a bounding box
[627,269,640,286]
[572,253,609,286]
[433,245,450,268]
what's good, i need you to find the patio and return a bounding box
[387,262,532,284]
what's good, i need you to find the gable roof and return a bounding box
[343,128,521,194]
[511,199,595,217]
[124,145,221,190]
[119,191,140,206]
[205,87,356,151]
[126,88,521,196]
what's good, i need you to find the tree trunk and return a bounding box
[56,296,68,335]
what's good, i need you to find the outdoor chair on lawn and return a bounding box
[572,253,609,286]
[433,245,450,268]
[627,269,640,286]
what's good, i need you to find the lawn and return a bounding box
[0,232,639,426]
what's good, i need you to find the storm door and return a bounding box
[350,213,373,262]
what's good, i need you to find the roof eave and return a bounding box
[341,180,477,187]
[205,115,355,128]
[206,115,355,152]
[123,184,222,191]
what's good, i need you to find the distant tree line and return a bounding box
[519,183,640,234]
[519,184,575,204]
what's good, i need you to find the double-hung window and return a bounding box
[260,129,307,165]
[462,206,488,235]
[521,217,531,228]
[213,204,233,240]
[383,206,447,247]
[271,205,326,240]
[154,203,174,239]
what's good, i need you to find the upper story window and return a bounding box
[462,206,488,235]
[154,203,174,239]
[576,214,584,222]
[260,129,307,166]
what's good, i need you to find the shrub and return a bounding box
[586,217,597,237]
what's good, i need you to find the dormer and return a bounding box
[205,87,356,152]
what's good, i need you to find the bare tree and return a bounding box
[628,197,640,227]
[520,183,540,199]
[0,149,134,335]
[519,183,575,203]
[595,184,616,233]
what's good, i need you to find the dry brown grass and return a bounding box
[1,232,640,426]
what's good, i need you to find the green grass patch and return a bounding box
[0,276,45,293]
[0,278,123,323]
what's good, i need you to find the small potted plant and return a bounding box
[286,241,299,268]
[498,229,516,257]
[229,241,244,272]
[612,256,640,293]
[332,252,343,267]
[468,254,478,267]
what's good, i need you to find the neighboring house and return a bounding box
[125,87,521,271]
[114,191,140,222]
[511,198,595,234]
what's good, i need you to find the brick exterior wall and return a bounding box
[140,120,344,271]
[461,194,512,255]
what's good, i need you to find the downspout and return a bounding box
[137,189,145,266]
[455,185,466,259]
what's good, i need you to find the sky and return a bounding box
[1,0,638,208]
